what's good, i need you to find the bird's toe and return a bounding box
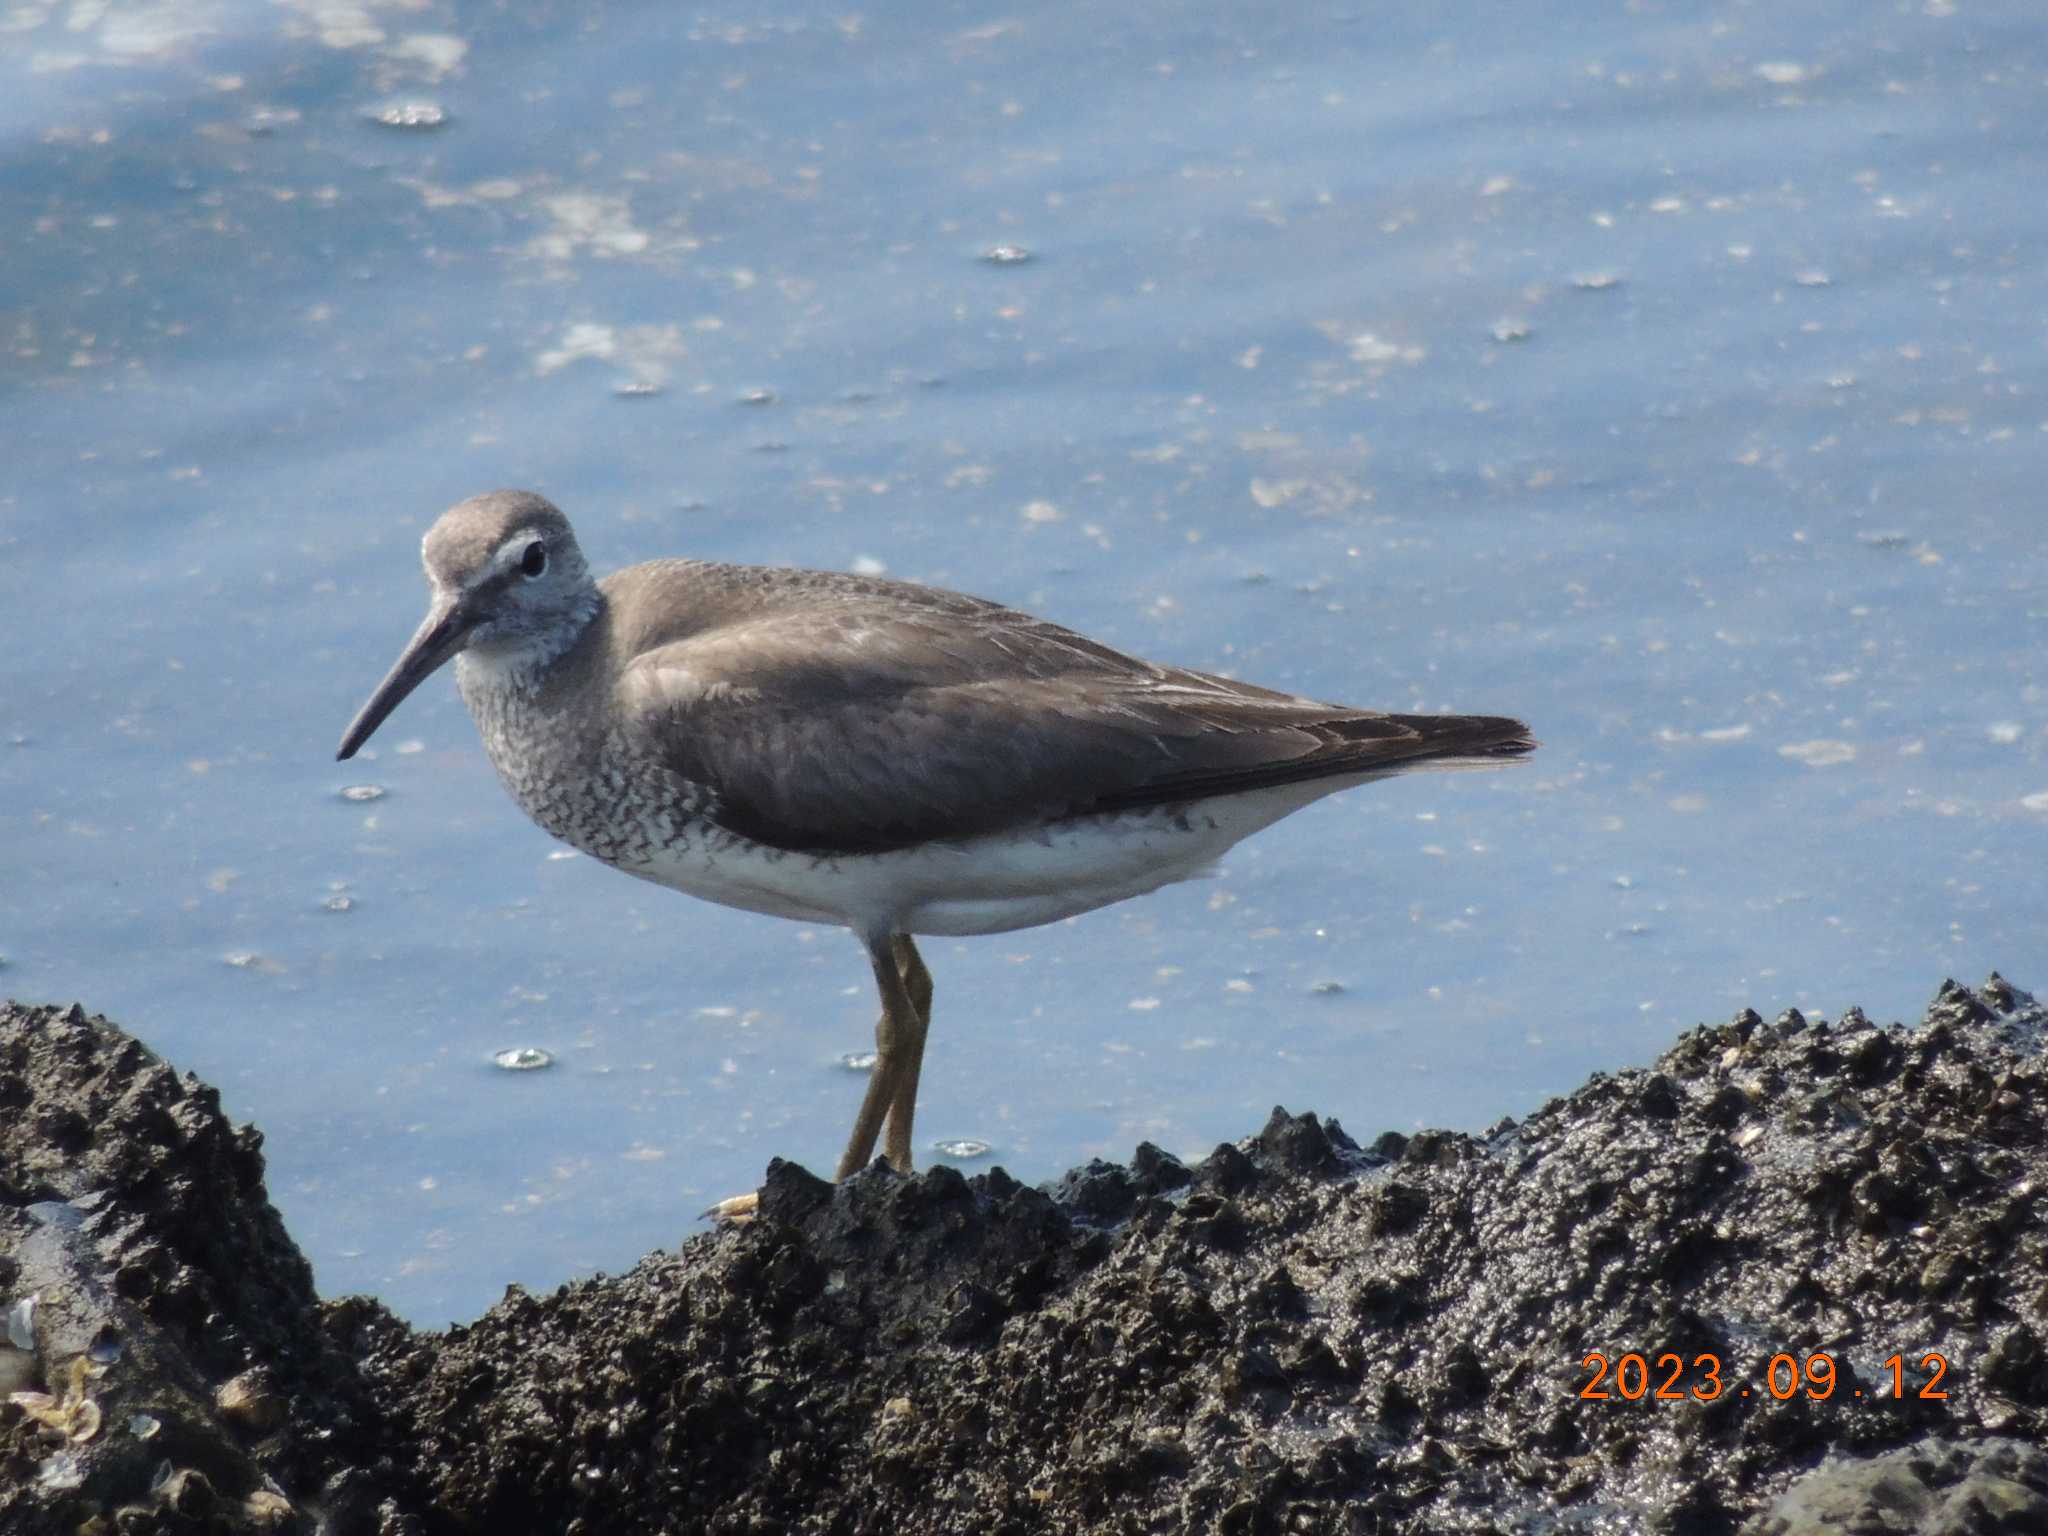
[702,1190,761,1224]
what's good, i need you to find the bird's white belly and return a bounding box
[610,773,1380,937]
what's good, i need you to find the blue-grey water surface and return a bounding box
[4,0,2044,1323]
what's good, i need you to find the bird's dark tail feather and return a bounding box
[1380,712,1537,764]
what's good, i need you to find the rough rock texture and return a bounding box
[2,976,2044,1534]
[0,1001,411,1534]
[1743,1437,2048,1536]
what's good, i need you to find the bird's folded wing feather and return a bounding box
[614,575,1531,855]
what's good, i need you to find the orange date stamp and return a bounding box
[1579,1351,1950,1402]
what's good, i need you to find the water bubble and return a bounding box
[613,380,665,399]
[738,387,777,406]
[224,951,284,974]
[1310,980,1347,996]
[932,1138,992,1160]
[322,894,355,913]
[338,784,386,803]
[244,106,300,136]
[1491,319,1532,343]
[370,101,449,130]
[980,244,1033,265]
[1754,60,1809,85]
[492,1047,554,1072]
[839,1051,878,1073]
[1572,271,1623,291]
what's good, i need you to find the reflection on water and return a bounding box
[3,0,2045,1322]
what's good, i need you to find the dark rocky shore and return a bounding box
[3,976,2044,1535]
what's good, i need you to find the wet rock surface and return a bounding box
[0,1002,410,1534]
[2,976,2044,1534]
[1742,1436,2048,1536]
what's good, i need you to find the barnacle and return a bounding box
[245,1489,295,1527]
[7,1354,105,1444]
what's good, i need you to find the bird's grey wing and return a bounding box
[616,605,1168,852]
[618,596,1530,855]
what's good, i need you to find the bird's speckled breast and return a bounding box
[456,653,702,871]
[456,655,894,927]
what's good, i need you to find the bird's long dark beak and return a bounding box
[336,596,474,761]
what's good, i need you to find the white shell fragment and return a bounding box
[6,1293,36,1350]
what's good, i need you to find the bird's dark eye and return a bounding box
[520,540,547,578]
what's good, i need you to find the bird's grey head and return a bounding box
[421,490,595,649]
[336,490,599,761]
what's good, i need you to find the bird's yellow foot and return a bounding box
[702,1191,760,1224]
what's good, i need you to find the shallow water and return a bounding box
[4,0,2043,1323]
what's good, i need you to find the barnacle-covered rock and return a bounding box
[4,978,2046,1533]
